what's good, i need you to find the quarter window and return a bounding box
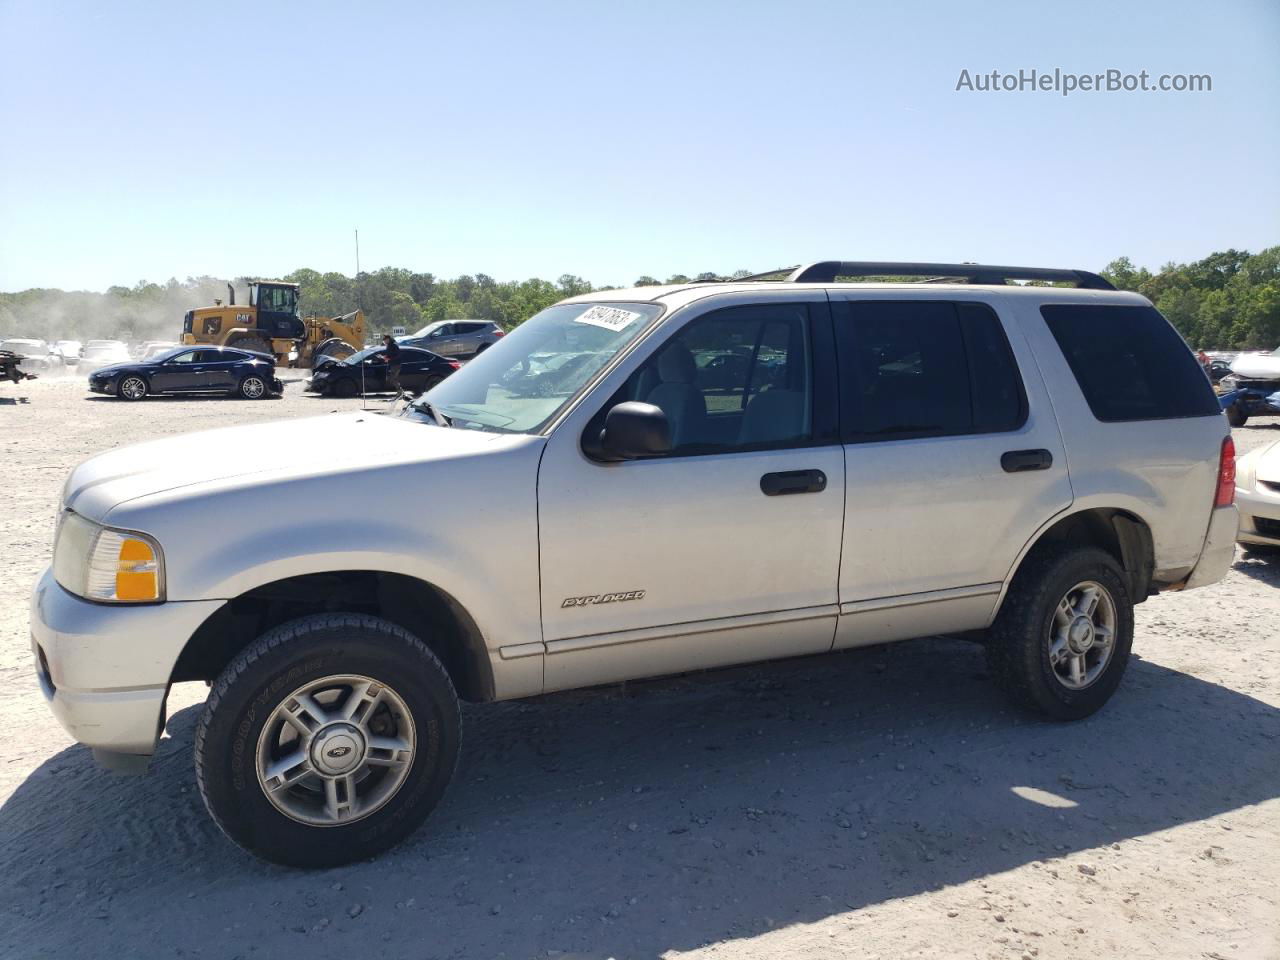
[835,300,1026,442]
[1041,304,1219,422]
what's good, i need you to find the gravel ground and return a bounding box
[1,377,1278,960]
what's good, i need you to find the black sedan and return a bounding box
[306,346,460,397]
[87,346,283,401]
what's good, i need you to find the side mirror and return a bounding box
[592,401,672,461]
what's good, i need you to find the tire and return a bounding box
[118,375,148,401]
[332,377,358,398]
[238,375,268,400]
[475,342,490,355]
[985,546,1134,720]
[1226,404,1248,427]
[228,336,273,358]
[421,374,444,393]
[195,613,461,868]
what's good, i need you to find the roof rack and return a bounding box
[775,261,1115,290]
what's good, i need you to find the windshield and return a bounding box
[407,301,662,433]
[341,346,383,365]
[2,340,43,355]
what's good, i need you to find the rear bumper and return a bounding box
[1237,485,1280,546]
[1182,505,1239,589]
[29,567,221,768]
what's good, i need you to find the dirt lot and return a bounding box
[1,378,1278,960]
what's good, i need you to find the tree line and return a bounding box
[1,248,1276,349]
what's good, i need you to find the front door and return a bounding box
[537,298,846,692]
[829,294,1073,647]
[150,350,209,392]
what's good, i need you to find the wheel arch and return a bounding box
[171,570,495,702]
[994,507,1154,617]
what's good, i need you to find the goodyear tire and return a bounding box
[238,375,268,399]
[985,547,1134,720]
[195,614,461,867]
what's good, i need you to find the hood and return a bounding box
[87,361,133,376]
[63,412,522,522]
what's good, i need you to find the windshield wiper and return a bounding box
[409,397,451,426]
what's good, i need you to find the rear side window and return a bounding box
[1041,304,1219,422]
[835,300,1026,441]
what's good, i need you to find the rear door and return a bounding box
[830,293,1073,647]
[201,349,241,391]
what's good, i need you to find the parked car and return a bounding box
[86,345,282,400]
[77,340,132,375]
[140,341,180,361]
[136,339,178,360]
[1235,436,1280,555]
[0,338,63,374]
[402,319,504,358]
[32,261,1236,868]
[307,345,459,397]
[54,339,83,365]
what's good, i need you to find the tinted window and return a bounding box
[401,348,433,361]
[616,304,813,454]
[836,301,1025,441]
[1041,304,1219,422]
[454,322,484,333]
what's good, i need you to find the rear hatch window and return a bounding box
[1041,304,1219,422]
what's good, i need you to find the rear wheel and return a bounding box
[475,343,490,355]
[421,374,444,392]
[238,375,268,399]
[118,375,148,401]
[1226,404,1248,427]
[195,614,461,867]
[985,546,1134,720]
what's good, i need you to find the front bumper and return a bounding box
[88,377,115,395]
[1237,482,1280,546]
[29,567,221,769]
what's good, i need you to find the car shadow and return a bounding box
[1234,551,1280,585]
[0,395,31,405]
[1,638,1277,958]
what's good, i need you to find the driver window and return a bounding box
[617,304,813,454]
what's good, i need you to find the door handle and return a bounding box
[1001,449,1053,473]
[760,469,827,496]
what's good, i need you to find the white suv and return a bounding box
[30,261,1238,866]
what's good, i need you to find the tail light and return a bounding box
[1215,436,1236,507]
[447,361,461,370]
[493,329,505,338]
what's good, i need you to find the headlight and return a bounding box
[1235,454,1257,493]
[52,512,165,603]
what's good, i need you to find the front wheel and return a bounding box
[1226,404,1248,427]
[238,375,268,399]
[118,375,148,401]
[985,547,1134,720]
[195,614,461,867]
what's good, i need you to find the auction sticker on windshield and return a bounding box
[573,305,643,332]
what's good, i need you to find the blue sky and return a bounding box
[1,0,1277,291]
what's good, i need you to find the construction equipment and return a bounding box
[180,280,366,368]
[1,349,38,385]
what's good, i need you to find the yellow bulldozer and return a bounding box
[180,280,366,367]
